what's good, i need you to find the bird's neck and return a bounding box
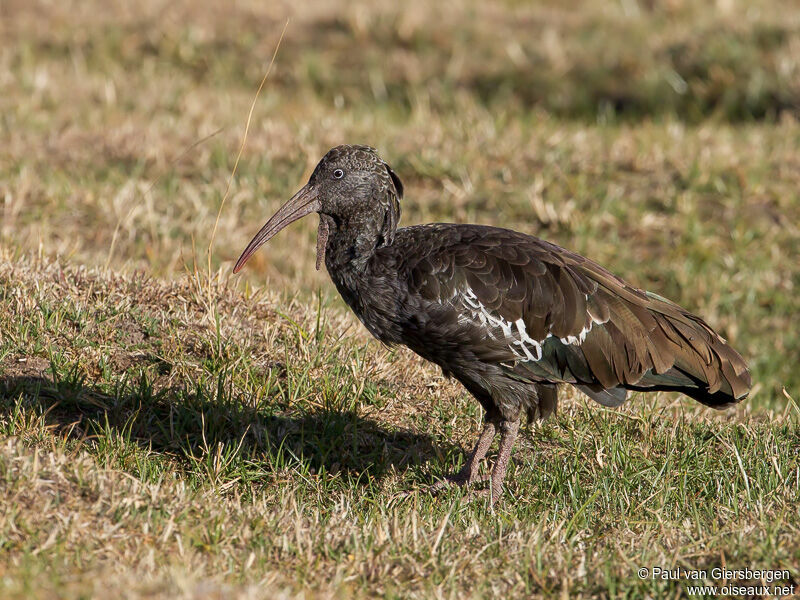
[319,212,403,345]
[320,212,389,274]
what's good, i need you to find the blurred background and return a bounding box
[1,0,798,407]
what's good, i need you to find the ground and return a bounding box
[1,0,799,598]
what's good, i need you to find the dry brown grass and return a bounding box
[0,438,298,600]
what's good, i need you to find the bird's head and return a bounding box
[233,144,403,273]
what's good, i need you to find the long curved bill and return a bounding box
[233,184,319,273]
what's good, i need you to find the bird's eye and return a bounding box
[333,169,344,179]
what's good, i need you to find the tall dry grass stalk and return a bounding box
[203,19,290,312]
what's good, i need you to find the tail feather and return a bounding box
[577,385,627,407]
[625,311,751,408]
[573,299,751,410]
[658,312,750,407]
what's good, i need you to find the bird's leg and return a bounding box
[489,419,520,503]
[431,421,497,491]
[469,418,520,505]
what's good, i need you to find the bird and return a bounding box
[233,144,751,505]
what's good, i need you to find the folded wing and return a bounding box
[404,225,751,408]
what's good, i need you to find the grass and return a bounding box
[1,259,797,598]
[1,0,799,597]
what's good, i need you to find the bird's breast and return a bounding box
[326,263,405,345]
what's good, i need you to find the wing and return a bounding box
[400,224,751,408]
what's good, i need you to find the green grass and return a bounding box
[1,0,799,597]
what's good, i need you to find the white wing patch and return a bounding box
[514,318,544,361]
[457,287,601,363]
[561,323,592,346]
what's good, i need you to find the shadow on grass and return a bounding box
[0,372,455,483]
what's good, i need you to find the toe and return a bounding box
[429,474,467,492]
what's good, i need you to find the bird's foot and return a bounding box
[428,479,504,508]
[392,474,488,504]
